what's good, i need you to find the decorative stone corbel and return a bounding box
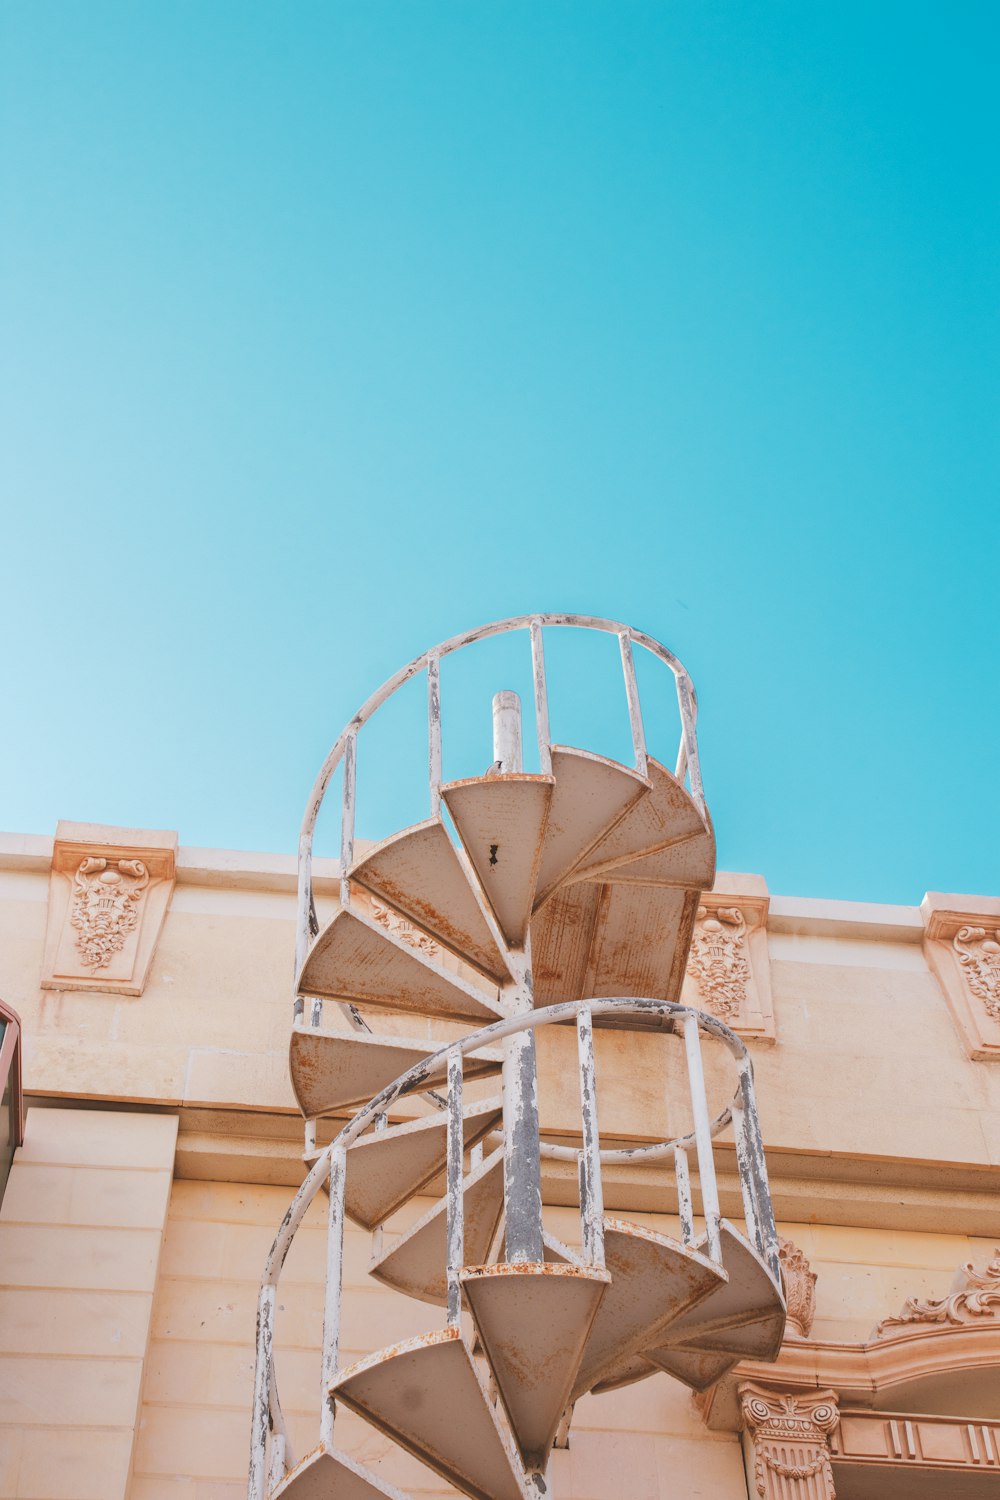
[921,892,1000,1060]
[874,1247,1000,1337]
[739,1383,840,1499]
[779,1237,817,1339]
[41,821,177,996]
[682,873,775,1042]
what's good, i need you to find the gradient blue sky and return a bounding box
[2,2,997,902]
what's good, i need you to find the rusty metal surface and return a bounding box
[299,907,502,1025]
[289,1023,502,1119]
[441,774,553,947]
[331,1327,530,1500]
[590,1350,659,1394]
[585,884,690,1000]
[344,1096,503,1231]
[531,747,649,914]
[369,1147,505,1308]
[461,1261,610,1470]
[571,1217,725,1399]
[660,1219,786,1358]
[530,881,600,1005]
[272,1445,414,1500]
[567,755,709,883]
[587,827,715,890]
[643,1344,739,1393]
[350,819,510,983]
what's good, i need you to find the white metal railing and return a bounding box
[293,615,707,1021]
[248,997,780,1500]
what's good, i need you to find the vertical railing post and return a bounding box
[673,1144,695,1246]
[576,1005,605,1268]
[446,1050,465,1326]
[428,656,442,817]
[737,1058,781,1284]
[731,1099,762,1257]
[267,1433,286,1495]
[619,631,648,779]
[675,675,704,811]
[530,619,553,776]
[319,1142,347,1449]
[682,1012,722,1264]
[248,1284,276,1500]
[339,729,357,908]
[492,690,523,773]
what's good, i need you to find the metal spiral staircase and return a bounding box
[248,616,786,1500]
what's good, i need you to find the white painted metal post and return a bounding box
[673,1144,695,1245]
[319,1143,347,1448]
[267,1433,286,1494]
[619,631,648,779]
[731,1100,762,1256]
[737,1058,781,1283]
[445,1050,465,1326]
[339,729,357,908]
[427,656,442,816]
[683,1012,722,1264]
[576,1005,605,1268]
[530,619,553,776]
[248,1283,275,1500]
[492,689,523,773]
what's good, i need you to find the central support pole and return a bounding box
[494,690,544,1265]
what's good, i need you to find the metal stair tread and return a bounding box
[642,1344,739,1393]
[349,818,511,982]
[654,1220,785,1360]
[344,1096,503,1230]
[272,1445,413,1500]
[530,747,650,913]
[330,1326,531,1500]
[461,1260,610,1469]
[567,756,711,883]
[571,1217,726,1400]
[368,1147,505,1307]
[578,827,715,890]
[440,773,553,947]
[589,1350,659,1394]
[298,906,502,1025]
[289,1023,502,1119]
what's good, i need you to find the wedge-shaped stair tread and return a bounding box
[571,1218,725,1400]
[643,1344,739,1393]
[345,1097,502,1230]
[531,747,649,912]
[350,819,509,981]
[569,756,710,882]
[585,884,699,1002]
[660,1221,785,1361]
[289,1023,501,1119]
[273,1445,412,1500]
[529,880,601,1006]
[332,1327,529,1500]
[590,1351,659,1394]
[441,773,552,947]
[299,907,501,1024]
[369,1148,505,1307]
[462,1261,609,1470]
[586,829,715,890]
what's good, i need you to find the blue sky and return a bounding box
[1,2,997,903]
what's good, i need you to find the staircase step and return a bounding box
[571,1219,725,1400]
[289,1023,502,1119]
[642,1344,738,1393]
[272,1445,412,1500]
[462,1262,609,1470]
[530,880,601,1005]
[345,1098,503,1230]
[332,1326,530,1500]
[590,1351,659,1394]
[656,1220,785,1360]
[369,1148,505,1307]
[531,748,649,913]
[585,885,699,1002]
[567,756,710,882]
[583,828,715,890]
[298,907,502,1025]
[441,773,553,947]
[350,819,510,982]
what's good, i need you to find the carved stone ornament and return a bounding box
[952,926,1000,1021]
[689,906,749,1022]
[41,822,177,997]
[875,1248,1000,1337]
[779,1238,817,1339]
[681,877,775,1041]
[739,1383,839,1500]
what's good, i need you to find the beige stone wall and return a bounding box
[0,1107,177,1500]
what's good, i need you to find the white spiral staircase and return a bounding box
[248,616,786,1500]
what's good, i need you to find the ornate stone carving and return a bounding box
[875,1249,1000,1336]
[689,906,750,1022]
[41,822,177,997]
[779,1238,817,1338]
[952,926,1000,1020]
[739,1384,839,1499]
[71,857,150,971]
[370,900,439,959]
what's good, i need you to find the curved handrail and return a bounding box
[249,996,778,1497]
[294,614,706,989]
